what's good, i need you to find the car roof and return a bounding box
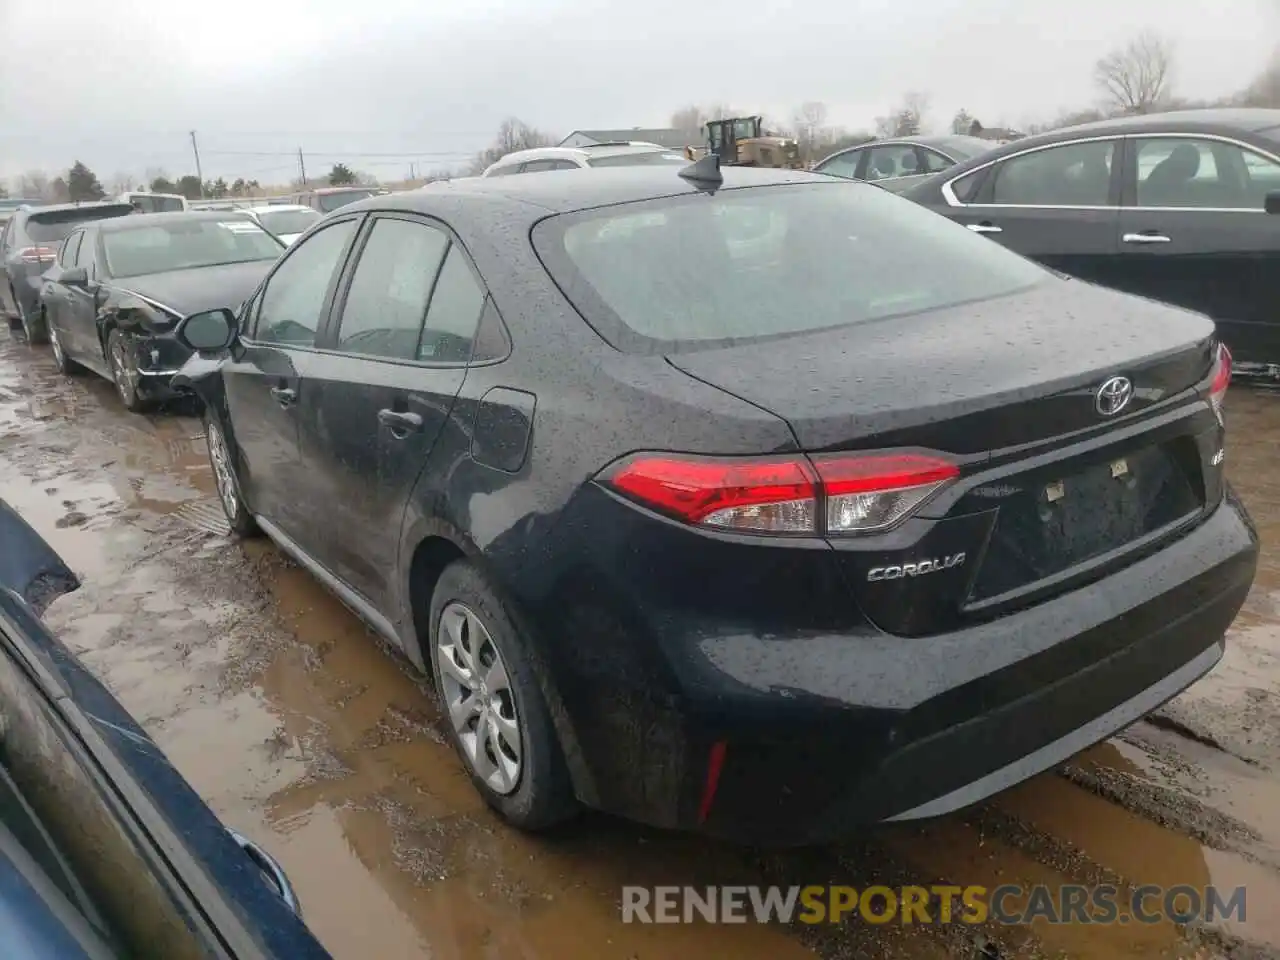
[96,209,254,232]
[968,108,1280,164]
[356,164,849,217]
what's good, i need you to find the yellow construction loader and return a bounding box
[683,117,803,169]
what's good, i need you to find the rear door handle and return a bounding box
[378,408,424,434]
[269,386,297,407]
[967,222,1002,234]
[1122,232,1172,244]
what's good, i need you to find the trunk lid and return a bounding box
[668,279,1223,637]
[666,279,1216,456]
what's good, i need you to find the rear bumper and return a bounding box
[533,488,1257,844]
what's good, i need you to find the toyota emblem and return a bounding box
[1095,376,1134,417]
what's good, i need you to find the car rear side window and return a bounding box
[256,218,358,346]
[533,181,1047,354]
[335,217,448,361]
[990,141,1116,206]
[1133,137,1280,209]
[59,233,81,267]
[420,244,486,362]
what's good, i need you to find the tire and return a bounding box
[48,320,82,375]
[106,327,147,412]
[204,409,259,537]
[19,300,48,345]
[429,560,577,830]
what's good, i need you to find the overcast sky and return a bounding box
[1,0,1276,186]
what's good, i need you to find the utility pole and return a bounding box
[298,148,307,186]
[189,130,205,198]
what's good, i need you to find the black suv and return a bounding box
[2,202,133,342]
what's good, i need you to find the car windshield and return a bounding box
[256,209,321,235]
[587,151,689,168]
[318,190,376,212]
[532,181,1048,353]
[25,206,134,243]
[103,218,283,278]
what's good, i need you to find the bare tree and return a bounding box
[791,101,830,162]
[670,104,736,139]
[876,92,929,137]
[951,109,977,135]
[1095,31,1174,115]
[110,172,136,194]
[468,118,556,175]
[1236,49,1280,107]
[15,171,50,199]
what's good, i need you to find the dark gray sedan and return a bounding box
[812,135,997,193]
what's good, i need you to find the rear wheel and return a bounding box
[107,328,147,412]
[429,560,577,830]
[19,300,47,345]
[204,409,258,537]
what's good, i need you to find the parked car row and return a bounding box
[814,108,1280,377]
[4,133,1262,848]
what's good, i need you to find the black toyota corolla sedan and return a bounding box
[899,108,1280,380]
[39,211,285,411]
[171,160,1257,845]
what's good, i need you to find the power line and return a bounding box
[200,148,475,158]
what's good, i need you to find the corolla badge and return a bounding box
[1095,376,1134,417]
[867,553,966,582]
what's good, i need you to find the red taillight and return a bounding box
[601,451,958,536]
[1209,342,1231,416]
[18,246,58,264]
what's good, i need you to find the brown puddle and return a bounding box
[4,331,1280,959]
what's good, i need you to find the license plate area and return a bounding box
[968,441,1203,603]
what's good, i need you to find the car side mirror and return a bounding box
[61,266,88,286]
[1266,191,1280,215]
[178,308,237,353]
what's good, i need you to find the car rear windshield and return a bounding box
[531,181,1048,353]
[131,195,185,213]
[318,190,376,212]
[25,206,133,243]
[103,218,283,278]
[256,209,320,236]
[586,151,690,168]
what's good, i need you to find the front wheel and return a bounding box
[106,328,147,412]
[49,321,82,375]
[204,409,259,537]
[429,560,577,831]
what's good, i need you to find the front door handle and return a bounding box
[967,222,1002,234]
[269,386,297,407]
[378,408,424,435]
[1122,232,1172,244]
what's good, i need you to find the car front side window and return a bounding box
[255,218,358,347]
[990,140,1117,206]
[334,217,449,361]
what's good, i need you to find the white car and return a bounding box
[481,143,689,177]
[235,204,322,245]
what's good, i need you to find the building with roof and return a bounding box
[559,128,697,151]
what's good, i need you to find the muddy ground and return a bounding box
[2,328,1278,960]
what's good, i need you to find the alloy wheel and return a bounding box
[50,326,65,369]
[436,602,523,795]
[110,336,136,405]
[206,422,239,520]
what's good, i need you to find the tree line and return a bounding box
[4,161,368,203]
